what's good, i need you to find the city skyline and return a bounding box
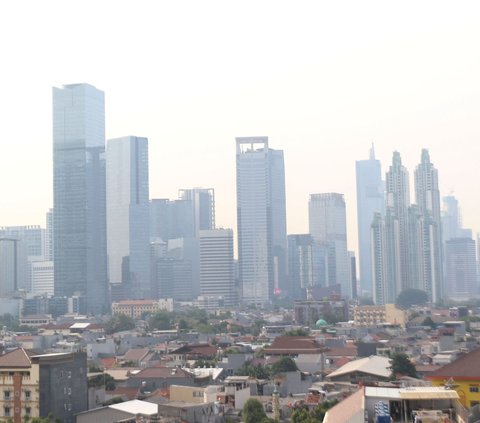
[1,2,480,254]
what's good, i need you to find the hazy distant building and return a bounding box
[355,145,384,297]
[349,251,358,299]
[199,229,236,308]
[53,83,108,314]
[445,238,477,301]
[414,149,444,302]
[236,137,287,304]
[0,237,27,296]
[179,188,215,236]
[287,234,314,299]
[309,193,351,298]
[107,136,151,299]
[385,151,410,294]
[45,209,54,261]
[150,198,195,241]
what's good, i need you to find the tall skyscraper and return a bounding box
[308,193,351,298]
[236,137,287,305]
[414,149,444,302]
[0,237,27,296]
[107,136,151,299]
[53,83,108,314]
[287,234,314,299]
[45,209,54,261]
[385,151,410,294]
[199,229,236,308]
[355,145,384,297]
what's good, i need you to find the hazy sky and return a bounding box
[1,1,479,252]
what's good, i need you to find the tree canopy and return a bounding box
[271,357,298,375]
[243,398,267,423]
[396,288,428,308]
[105,314,135,334]
[389,352,417,379]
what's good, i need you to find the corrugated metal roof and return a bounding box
[110,399,158,415]
[399,387,459,400]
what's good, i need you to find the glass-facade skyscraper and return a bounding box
[107,136,150,299]
[355,146,384,297]
[53,83,108,314]
[236,137,287,305]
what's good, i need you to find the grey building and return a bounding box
[355,145,384,297]
[309,193,351,298]
[36,352,88,423]
[179,188,215,236]
[53,83,108,314]
[107,136,151,299]
[0,237,27,296]
[236,137,287,304]
[287,234,314,300]
[445,238,477,301]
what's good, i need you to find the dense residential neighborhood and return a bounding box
[1,300,480,422]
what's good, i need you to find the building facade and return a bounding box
[309,193,351,298]
[107,136,151,299]
[199,228,236,308]
[355,145,384,297]
[236,137,287,304]
[53,83,108,314]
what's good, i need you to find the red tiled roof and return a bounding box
[325,347,358,357]
[0,348,33,368]
[263,336,325,355]
[100,357,117,369]
[123,348,150,362]
[108,387,139,400]
[427,348,480,380]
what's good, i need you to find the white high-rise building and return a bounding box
[31,261,54,296]
[107,136,150,299]
[199,229,236,308]
[309,193,351,298]
[236,137,287,304]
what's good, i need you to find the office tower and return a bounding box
[385,151,410,294]
[371,212,388,304]
[53,83,107,314]
[31,261,54,296]
[150,198,195,241]
[45,209,54,261]
[445,238,477,301]
[414,149,444,302]
[309,193,351,298]
[355,145,384,297]
[236,137,287,304]
[107,136,151,299]
[0,238,27,296]
[199,229,236,308]
[179,188,215,236]
[349,251,358,299]
[287,234,314,299]
[0,226,46,293]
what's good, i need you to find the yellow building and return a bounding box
[427,347,480,408]
[0,349,40,423]
[111,299,174,319]
[353,304,407,328]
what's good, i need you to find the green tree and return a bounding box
[236,362,270,379]
[105,314,135,334]
[243,398,267,423]
[148,310,173,330]
[396,288,428,308]
[422,316,436,328]
[271,357,298,375]
[389,352,417,378]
